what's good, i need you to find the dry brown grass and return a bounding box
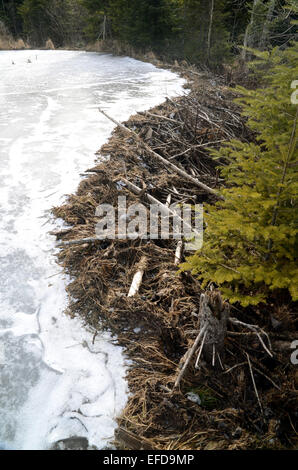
[85,39,161,66]
[45,38,55,50]
[0,34,28,50]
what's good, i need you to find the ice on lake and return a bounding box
[0,50,185,449]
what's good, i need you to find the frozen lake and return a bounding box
[0,50,185,450]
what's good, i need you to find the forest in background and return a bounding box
[0,0,297,67]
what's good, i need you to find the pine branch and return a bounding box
[266,107,298,257]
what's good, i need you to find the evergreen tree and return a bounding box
[80,0,109,40]
[178,0,231,66]
[1,0,296,62]
[242,0,297,60]
[108,0,178,50]
[19,0,87,46]
[18,0,48,45]
[181,42,298,306]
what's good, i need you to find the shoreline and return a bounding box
[52,58,297,450]
[1,50,178,450]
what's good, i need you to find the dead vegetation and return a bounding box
[52,69,297,450]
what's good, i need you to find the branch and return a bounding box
[266,107,298,256]
[173,324,208,390]
[229,317,273,357]
[99,108,223,199]
[246,353,263,413]
[57,236,100,247]
[174,241,183,266]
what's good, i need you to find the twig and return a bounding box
[174,241,183,266]
[229,317,273,357]
[173,324,208,389]
[166,194,172,207]
[144,111,181,125]
[252,365,281,391]
[223,362,247,374]
[50,228,72,237]
[194,329,207,369]
[169,140,226,160]
[217,352,224,371]
[246,352,263,413]
[212,344,216,367]
[115,427,152,450]
[57,236,100,247]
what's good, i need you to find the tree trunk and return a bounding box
[241,0,261,61]
[259,0,276,50]
[103,14,107,40]
[198,291,229,368]
[207,0,214,64]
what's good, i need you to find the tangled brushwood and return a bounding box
[52,67,297,450]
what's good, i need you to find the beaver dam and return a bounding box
[53,68,297,450]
